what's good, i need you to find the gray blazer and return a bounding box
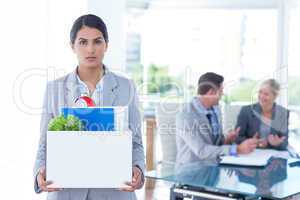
[235,103,289,150]
[33,67,145,200]
[176,97,231,166]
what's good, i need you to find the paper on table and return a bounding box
[220,149,290,166]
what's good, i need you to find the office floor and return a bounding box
[136,179,171,200]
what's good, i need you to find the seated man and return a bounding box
[176,72,258,164]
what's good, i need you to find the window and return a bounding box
[126,3,278,110]
[288,4,300,151]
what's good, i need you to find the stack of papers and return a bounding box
[220,149,290,166]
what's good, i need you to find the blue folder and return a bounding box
[62,107,115,131]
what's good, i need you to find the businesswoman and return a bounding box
[33,14,145,200]
[235,79,289,150]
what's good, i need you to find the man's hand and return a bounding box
[237,133,258,154]
[120,166,143,192]
[224,127,240,144]
[267,134,286,147]
[37,167,62,192]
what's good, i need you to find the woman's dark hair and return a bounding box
[70,14,109,44]
[197,72,224,95]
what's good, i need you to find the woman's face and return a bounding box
[258,84,276,108]
[71,26,108,69]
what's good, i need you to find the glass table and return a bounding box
[146,158,300,200]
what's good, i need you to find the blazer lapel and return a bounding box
[251,103,262,136]
[191,98,215,144]
[270,104,277,134]
[64,70,81,107]
[270,103,286,134]
[102,70,118,106]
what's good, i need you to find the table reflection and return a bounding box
[235,158,287,196]
[147,157,300,199]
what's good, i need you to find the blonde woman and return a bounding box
[235,79,289,150]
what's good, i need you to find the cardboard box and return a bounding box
[46,131,132,188]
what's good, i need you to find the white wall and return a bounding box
[0,0,47,199]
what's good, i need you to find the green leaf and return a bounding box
[48,115,83,131]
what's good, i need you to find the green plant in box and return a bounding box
[48,115,82,131]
